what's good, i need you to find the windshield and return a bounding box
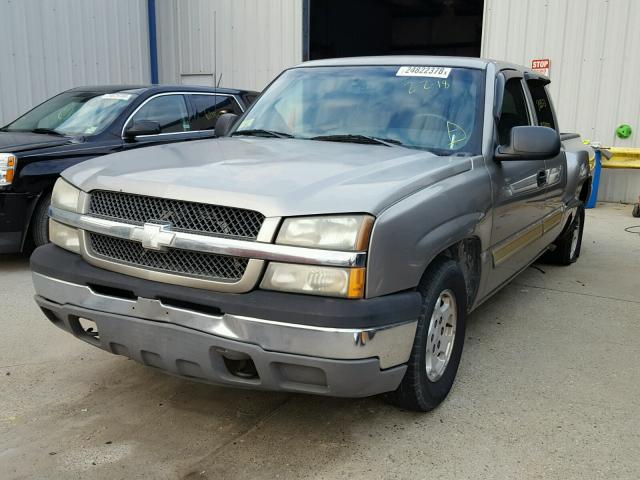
[234,66,484,154]
[4,90,138,136]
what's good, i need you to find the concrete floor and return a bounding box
[1,203,639,480]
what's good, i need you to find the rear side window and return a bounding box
[190,95,243,130]
[130,95,191,134]
[527,81,556,130]
[497,79,531,145]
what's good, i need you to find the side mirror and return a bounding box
[123,120,161,140]
[215,113,239,138]
[495,126,561,161]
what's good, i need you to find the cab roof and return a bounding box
[296,56,549,80]
[66,84,258,96]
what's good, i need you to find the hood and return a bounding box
[0,131,74,153]
[63,137,473,217]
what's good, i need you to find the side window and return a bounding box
[129,95,190,134]
[527,81,556,130]
[497,79,531,145]
[190,95,243,131]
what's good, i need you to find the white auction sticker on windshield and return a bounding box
[396,66,451,78]
[101,93,133,101]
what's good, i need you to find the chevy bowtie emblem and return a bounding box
[131,223,176,251]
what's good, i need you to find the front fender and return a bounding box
[366,162,492,298]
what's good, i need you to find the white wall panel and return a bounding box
[155,0,303,92]
[599,169,640,204]
[0,0,150,125]
[482,0,640,149]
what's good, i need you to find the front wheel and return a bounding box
[385,259,467,412]
[31,192,52,248]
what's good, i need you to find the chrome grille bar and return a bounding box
[50,206,367,268]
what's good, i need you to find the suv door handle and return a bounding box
[537,170,547,187]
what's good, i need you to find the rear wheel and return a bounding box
[385,259,467,412]
[544,203,585,265]
[31,192,52,248]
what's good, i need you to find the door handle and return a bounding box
[537,170,547,187]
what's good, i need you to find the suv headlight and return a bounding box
[0,153,17,186]
[51,178,81,212]
[49,178,82,253]
[261,214,373,298]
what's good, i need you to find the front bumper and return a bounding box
[31,245,421,397]
[0,191,33,253]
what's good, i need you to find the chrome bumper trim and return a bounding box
[50,206,367,268]
[33,272,416,369]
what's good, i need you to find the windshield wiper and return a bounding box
[310,134,403,147]
[30,128,65,136]
[232,129,293,139]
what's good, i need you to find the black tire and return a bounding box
[385,258,467,412]
[633,203,640,218]
[31,192,52,248]
[543,204,585,265]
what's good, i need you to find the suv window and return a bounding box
[498,79,531,145]
[190,95,243,130]
[129,95,191,134]
[527,81,556,130]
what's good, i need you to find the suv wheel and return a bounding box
[385,258,467,412]
[31,192,52,248]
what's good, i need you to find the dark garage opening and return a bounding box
[309,0,484,60]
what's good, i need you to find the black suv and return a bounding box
[0,85,258,253]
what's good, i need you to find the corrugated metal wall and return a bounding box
[482,0,640,149]
[0,0,150,126]
[599,169,640,203]
[155,0,303,91]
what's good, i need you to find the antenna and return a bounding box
[214,10,217,95]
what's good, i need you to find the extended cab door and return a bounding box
[525,78,568,241]
[485,73,551,291]
[122,93,201,149]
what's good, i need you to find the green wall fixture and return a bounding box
[616,123,632,139]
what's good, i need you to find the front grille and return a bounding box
[89,191,265,240]
[89,233,248,281]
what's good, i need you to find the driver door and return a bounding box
[123,93,200,149]
[485,74,550,292]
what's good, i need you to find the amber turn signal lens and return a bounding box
[347,267,366,299]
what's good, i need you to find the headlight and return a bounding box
[51,178,81,212]
[49,219,80,254]
[0,153,17,186]
[260,263,365,298]
[276,215,374,251]
[50,179,81,253]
